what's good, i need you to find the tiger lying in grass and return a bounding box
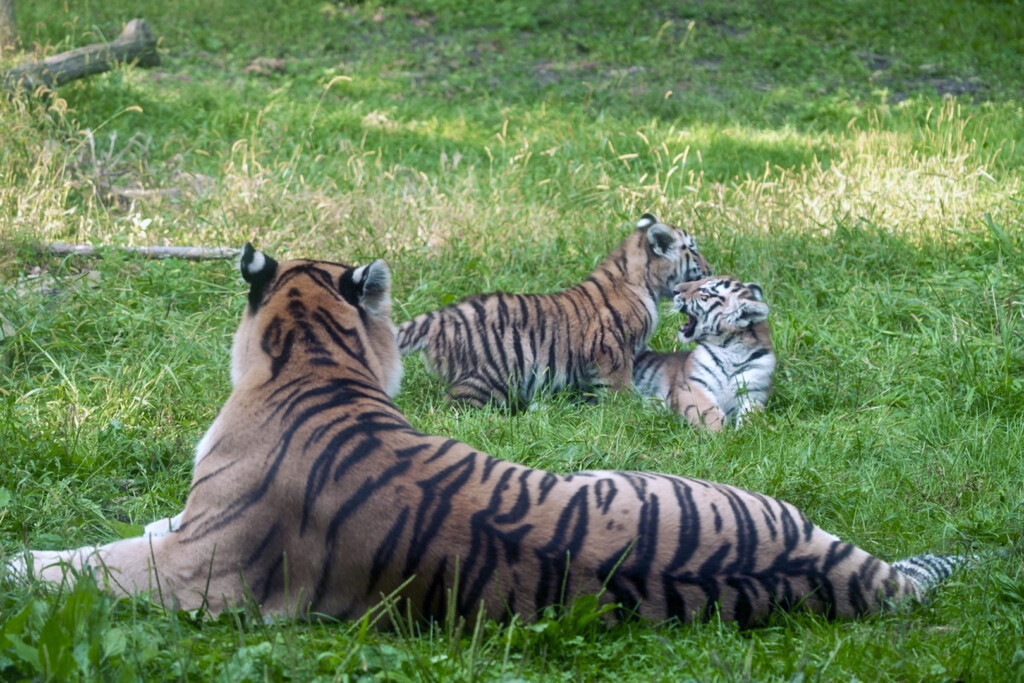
[634,276,776,431]
[7,247,964,628]
[396,214,712,409]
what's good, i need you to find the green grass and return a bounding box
[2,0,1024,679]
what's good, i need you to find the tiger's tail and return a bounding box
[396,314,433,354]
[892,553,973,596]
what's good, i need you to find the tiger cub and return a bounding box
[396,214,712,409]
[634,276,775,431]
[9,247,966,628]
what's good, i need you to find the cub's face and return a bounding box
[673,276,769,343]
[636,213,712,298]
[230,245,403,397]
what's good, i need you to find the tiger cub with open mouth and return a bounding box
[634,276,775,431]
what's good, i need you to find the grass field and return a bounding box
[2,0,1023,679]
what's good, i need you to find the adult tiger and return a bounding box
[634,276,776,431]
[8,246,964,628]
[396,214,712,409]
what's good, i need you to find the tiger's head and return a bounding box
[673,276,769,343]
[635,213,712,298]
[230,243,403,397]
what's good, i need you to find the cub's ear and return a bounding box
[345,260,392,315]
[747,283,765,302]
[646,222,681,258]
[731,298,770,326]
[239,243,278,310]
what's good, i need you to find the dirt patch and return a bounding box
[856,51,892,72]
[534,60,600,87]
[889,75,989,103]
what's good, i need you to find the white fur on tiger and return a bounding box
[7,248,966,628]
[634,276,776,431]
[396,214,712,409]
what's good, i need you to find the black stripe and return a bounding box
[366,507,410,595]
[312,457,414,608]
[533,486,590,608]
[403,454,478,576]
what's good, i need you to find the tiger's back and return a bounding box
[396,214,712,408]
[10,249,964,628]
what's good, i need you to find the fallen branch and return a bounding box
[4,18,159,92]
[49,243,241,260]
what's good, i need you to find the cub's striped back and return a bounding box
[9,248,966,628]
[397,214,712,408]
[634,276,776,430]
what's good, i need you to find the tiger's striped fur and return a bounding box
[8,248,965,628]
[634,276,776,431]
[396,214,712,408]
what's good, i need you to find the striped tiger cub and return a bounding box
[396,214,712,408]
[634,276,776,431]
[8,247,966,628]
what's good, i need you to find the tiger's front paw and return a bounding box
[143,512,183,538]
[3,550,91,584]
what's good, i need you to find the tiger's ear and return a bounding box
[348,260,392,315]
[645,222,682,258]
[636,213,659,230]
[239,243,278,310]
[747,283,765,301]
[731,297,770,325]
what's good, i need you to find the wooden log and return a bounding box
[0,0,16,53]
[49,243,241,260]
[4,18,158,92]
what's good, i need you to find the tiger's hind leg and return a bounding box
[448,371,513,409]
[670,383,726,431]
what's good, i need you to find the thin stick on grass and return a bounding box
[49,243,240,260]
